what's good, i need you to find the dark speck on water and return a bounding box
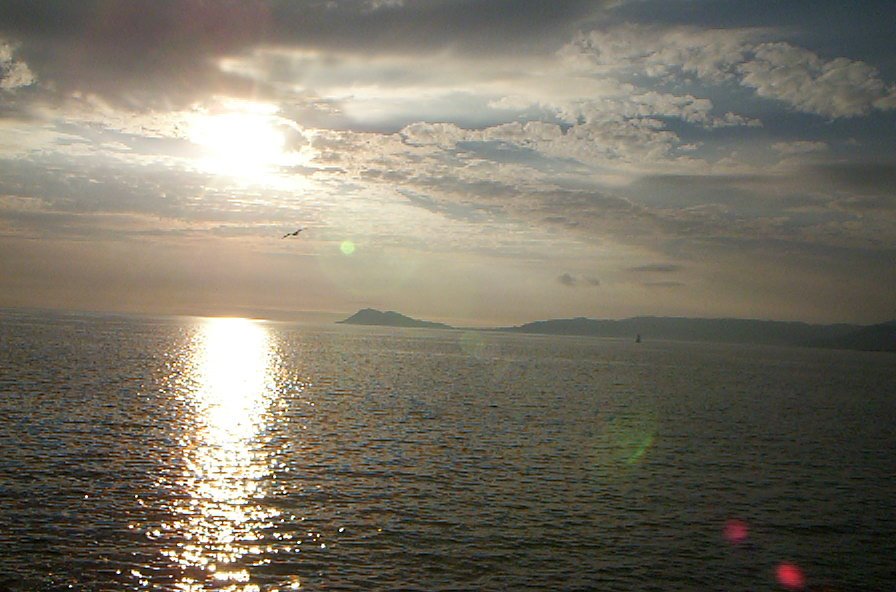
[0,309,894,590]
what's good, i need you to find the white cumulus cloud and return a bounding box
[562,25,896,118]
[0,41,35,91]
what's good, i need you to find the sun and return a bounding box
[188,101,289,182]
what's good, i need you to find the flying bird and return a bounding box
[282,228,304,238]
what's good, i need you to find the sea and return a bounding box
[0,309,893,591]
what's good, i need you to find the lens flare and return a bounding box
[459,331,492,358]
[724,519,749,544]
[776,562,806,590]
[587,405,659,472]
[625,432,655,465]
[340,240,356,255]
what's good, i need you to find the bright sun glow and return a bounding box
[188,102,289,181]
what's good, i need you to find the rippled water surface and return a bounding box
[1,310,894,591]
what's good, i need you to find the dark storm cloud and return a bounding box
[0,0,601,107]
[275,0,598,52]
[0,1,271,107]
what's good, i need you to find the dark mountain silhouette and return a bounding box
[338,308,453,329]
[817,321,896,352]
[337,309,893,352]
[495,316,861,347]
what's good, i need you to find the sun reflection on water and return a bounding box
[162,318,279,591]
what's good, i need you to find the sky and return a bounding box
[0,0,894,326]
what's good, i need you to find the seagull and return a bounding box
[282,228,304,238]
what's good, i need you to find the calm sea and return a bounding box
[0,310,893,591]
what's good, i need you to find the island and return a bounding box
[337,308,454,329]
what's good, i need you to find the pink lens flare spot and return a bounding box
[776,562,806,590]
[724,519,749,544]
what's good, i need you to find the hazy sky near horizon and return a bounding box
[1,0,894,325]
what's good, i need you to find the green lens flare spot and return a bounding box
[625,433,656,465]
[459,331,487,358]
[340,240,356,255]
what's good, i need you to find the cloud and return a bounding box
[0,9,761,174]
[0,2,271,108]
[0,2,891,324]
[628,263,683,273]
[365,0,405,10]
[738,42,896,117]
[643,280,684,288]
[401,122,471,149]
[0,0,602,109]
[804,163,896,199]
[560,24,754,81]
[557,88,761,130]
[0,154,317,236]
[562,24,896,118]
[395,115,696,177]
[772,141,828,155]
[558,272,601,287]
[299,113,896,261]
[0,40,34,90]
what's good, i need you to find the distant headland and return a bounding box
[337,309,895,352]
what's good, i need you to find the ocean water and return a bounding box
[0,310,893,591]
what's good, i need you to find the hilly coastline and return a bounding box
[499,316,855,346]
[337,309,895,352]
[817,320,896,352]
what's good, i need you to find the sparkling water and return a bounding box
[1,310,893,590]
